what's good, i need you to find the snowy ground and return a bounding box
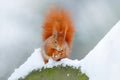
[8,21,120,80]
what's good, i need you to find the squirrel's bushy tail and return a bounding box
[42,7,75,48]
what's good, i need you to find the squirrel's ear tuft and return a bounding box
[64,25,68,40]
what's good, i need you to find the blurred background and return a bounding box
[0,0,120,80]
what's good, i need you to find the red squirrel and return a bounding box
[41,7,75,64]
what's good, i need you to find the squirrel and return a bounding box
[41,7,75,64]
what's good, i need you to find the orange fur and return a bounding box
[42,7,75,48]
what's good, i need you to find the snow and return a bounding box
[80,21,120,80]
[8,21,120,80]
[8,49,81,80]
[8,49,45,80]
[67,73,70,77]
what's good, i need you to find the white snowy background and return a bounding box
[8,21,120,80]
[0,0,120,80]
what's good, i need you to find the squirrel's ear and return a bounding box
[64,25,68,40]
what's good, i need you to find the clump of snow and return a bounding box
[44,58,81,69]
[8,21,120,80]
